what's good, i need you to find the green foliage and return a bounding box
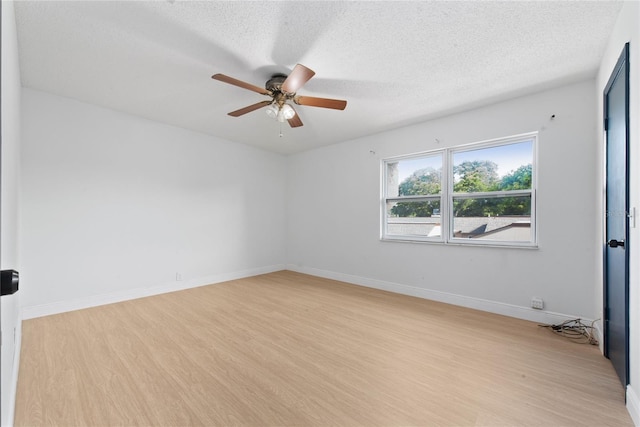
[390,200,440,218]
[499,164,532,190]
[390,167,441,217]
[453,160,499,193]
[398,167,441,196]
[453,196,531,218]
[389,162,532,218]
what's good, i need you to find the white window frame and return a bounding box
[382,150,446,243]
[381,132,538,248]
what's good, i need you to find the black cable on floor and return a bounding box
[538,318,599,345]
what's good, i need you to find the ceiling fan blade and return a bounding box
[228,101,272,117]
[287,107,303,128]
[294,96,347,110]
[281,64,315,94]
[212,74,271,95]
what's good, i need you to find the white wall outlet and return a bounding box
[531,297,544,310]
[176,272,182,281]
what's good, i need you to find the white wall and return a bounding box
[597,2,640,424]
[20,89,287,314]
[1,1,23,425]
[287,80,599,322]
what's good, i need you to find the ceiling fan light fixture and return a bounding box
[265,103,279,119]
[281,104,295,120]
[270,103,295,122]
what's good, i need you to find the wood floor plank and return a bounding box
[15,271,632,426]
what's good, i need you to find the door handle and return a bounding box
[607,239,625,248]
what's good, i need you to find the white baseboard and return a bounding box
[286,264,593,326]
[8,317,22,427]
[21,264,286,320]
[628,386,640,427]
[593,319,604,354]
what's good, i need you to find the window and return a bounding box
[382,133,536,247]
[384,152,444,239]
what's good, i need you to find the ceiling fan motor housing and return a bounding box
[266,74,295,107]
[266,74,287,91]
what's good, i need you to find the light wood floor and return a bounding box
[16,271,632,426]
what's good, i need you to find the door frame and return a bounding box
[0,0,4,418]
[603,42,630,387]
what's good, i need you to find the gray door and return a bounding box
[604,43,629,389]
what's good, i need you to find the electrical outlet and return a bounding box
[176,273,182,281]
[531,297,544,310]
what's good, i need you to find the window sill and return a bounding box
[381,236,538,249]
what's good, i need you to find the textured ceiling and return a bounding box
[15,1,623,155]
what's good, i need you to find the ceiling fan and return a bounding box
[211,64,347,128]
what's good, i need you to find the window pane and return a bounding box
[386,154,442,197]
[452,140,533,193]
[452,196,531,241]
[386,200,441,237]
